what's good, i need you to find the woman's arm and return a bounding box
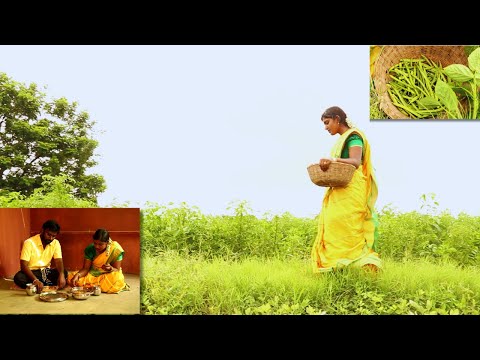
[70,258,92,286]
[102,259,122,272]
[320,146,362,171]
[76,258,92,277]
[319,133,363,171]
[336,145,362,168]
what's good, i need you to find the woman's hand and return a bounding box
[319,158,333,171]
[102,264,113,272]
[70,273,81,286]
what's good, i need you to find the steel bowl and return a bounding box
[71,289,91,300]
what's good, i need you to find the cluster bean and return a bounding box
[387,56,448,119]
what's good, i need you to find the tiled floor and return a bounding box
[0,274,140,315]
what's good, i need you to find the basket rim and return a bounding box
[307,162,356,170]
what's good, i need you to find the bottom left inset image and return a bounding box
[0,207,140,315]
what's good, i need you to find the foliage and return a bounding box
[141,195,480,268]
[377,194,480,267]
[465,46,480,57]
[142,200,317,261]
[0,174,97,208]
[0,72,106,203]
[139,194,480,315]
[440,47,480,119]
[141,252,480,315]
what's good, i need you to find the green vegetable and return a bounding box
[387,56,448,119]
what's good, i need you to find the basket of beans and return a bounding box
[372,45,469,119]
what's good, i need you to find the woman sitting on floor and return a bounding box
[68,228,129,294]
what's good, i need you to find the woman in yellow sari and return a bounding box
[68,228,129,293]
[311,106,381,273]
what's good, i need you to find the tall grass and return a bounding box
[142,198,480,268]
[142,200,316,261]
[142,251,480,315]
[140,197,480,314]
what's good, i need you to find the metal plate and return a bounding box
[39,291,68,302]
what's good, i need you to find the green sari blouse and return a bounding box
[340,133,363,159]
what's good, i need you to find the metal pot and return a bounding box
[25,283,37,296]
[93,285,101,296]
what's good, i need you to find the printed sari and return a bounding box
[311,127,381,272]
[68,240,129,293]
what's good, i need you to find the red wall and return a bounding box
[0,209,31,279]
[0,208,140,278]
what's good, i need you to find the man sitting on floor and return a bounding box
[13,219,68,292]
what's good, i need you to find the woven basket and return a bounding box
[372,45,468,119]
[307,162,356,188]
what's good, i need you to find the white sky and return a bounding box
[1,45,479,218]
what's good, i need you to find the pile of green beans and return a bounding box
[387,56,448,119]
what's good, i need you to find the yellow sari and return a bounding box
[311,128,381,272]
[68,240,129,293]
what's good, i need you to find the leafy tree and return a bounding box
[0,72,106,203]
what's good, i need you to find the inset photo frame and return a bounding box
[370,45,480,120]
[0,207,140,315]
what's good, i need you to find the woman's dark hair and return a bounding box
[93,228,110,242]
[42,220,60,232]
[321,106,348,126]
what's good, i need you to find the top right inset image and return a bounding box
[370,45,480,120]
